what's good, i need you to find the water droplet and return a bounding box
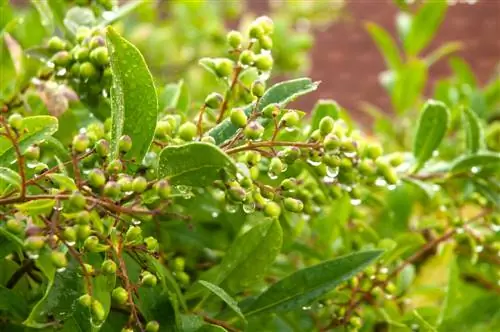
[285,127,296,133]
[323,176,335,184]
[375,178,387,187]
[53,205,63,211]
[350,198,361,206]
[225,204,238,214]
[211,211,219,218]
[306,158,321,167]
[176,185,190,193]
[301,306,312,311]
[387,184,397,191]
[27,252,39,260]
[327,166,339,178]
[66,241,76,246]
[243,202,255,213]
[491,224,500,232]
[132,219,141,225]
[267,171,278,180]
[343,151,356,158]
[432,150,439,157]
[471,166,480,174]
[56,267,66,273]
[475,245,484,253]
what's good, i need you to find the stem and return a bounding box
[197,105,207,139]
[216,67,242,124]
[201,315,240,332]
[225,141,321,155]
[0,117,26,197]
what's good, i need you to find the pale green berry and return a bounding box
[141,273,157,287]
[118,135,132,153]
[89,35,105,49]
[144,237,158,252]
[79,62,98,81]
[78,294,92,307]
[50,251,68,269]
[283,197,304,213]
[259,35,273,50]
[215,59,233,77]
[8,113,23,130]
[145,321,160,332]
[24,145,40,160]
[269,157,283,175]
[69,191,87,210]
[366,143,383,160]
[244,121,264,140]
[262,103,279,118]
[251,80,266,97]
[319,116,335,136]
[73,46,90,62]
[63,226,77,243]
[132,176,148,193]
[89,46,109,66]
[254,53,273,71]
[112,287,128,305]
[75,210,90,225]
[230,109,248,128]
[204,92,223,109]
[84,236,100,251]
[117,174,133,192]
[73,133,90,152]
[178,122,197,141]
[125,226,142,243]
[256,16,274,34]
[154,179,171,199]
[173,257,185,271]
[91,299,105,322]
[248,22,265,39]
[106,159,123,174]
[24,236,45,251]
[227,30,242,49]
[264,201,281,218]
[323,134,340,151]
[239,50,255,65]
[101,259,117,275]
[51,51,72,67]
[281,111,300,127]
[88,169,106,188]
[155,120,172,138]
[48,36,66,51]
[6,219,23,234]
[75,224,92,240]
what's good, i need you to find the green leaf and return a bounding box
[207,78,319,145]
[449,57,477,88]
[0,286,30,320]
[15,199,55,216]
[159,80,190,113]
[425,41,462,67]
[198,325,227,332]
[157,142,236,187]
[392,59,428,114]
[198,280,245,322]
[63,6,96,36]
[0,116,58,166]
[244,250,382,316]
[413,100,449,171]
[0,166,21,191]
[31,0,54,33]
[106,26,158,163]
[462,107,484,154]
[97,1,145,26]
[47,173,77,191]
[365,22,402,70]
[437,258,460,327]
[450,152,500,174]
[403,0,447,55]
[310,99,340,132]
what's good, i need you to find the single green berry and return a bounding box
[340,139,356,153]
[144,237,158,252]
[75,224,92,240]
[101,259,117,275]
[283,197,304,213]
[245,150,261,166]
[76,27,91,43]
[6,219,23,234]
[256,16,274,34]
[262,103,279,118]
[259,35,273,50]
[319,116,335,136]
[155,120,172,138]
[69,191,87,210]
[70,62,81,77]
[50,251,68,269]
[8,113,23,130]
[79,61,98,81]
[118,135,132,153]
[75,210,90,225]
[72,133,90,152]
[24,236,45,251]
[254,53,273,71]
[176,271,190,285]
[323,134,340,151]
[141,273,157,287]
[131,176,147,193]
[282,147,301,164]
[112,287,128,305]
[389,153,405,167]
[63,226,77,243]
[91,299,105,322]
[230,109,248,128]
[227,30,242,49]
[173,257,185,271]
[125,226,142,243]
[215,59,233,77]
[89,46,109,66]
[88,35,105,49]
[154,179,171,199]
[248,22,265,39]
[323,154,341,168]
[78,294,92,308]
[280,178,296,190]
[366,143,383,160]
[106,159,123,174]
[201,136,216,144]
[178,122,197,141]
[24,145,40,160]
[163,115,178,130]
[145,320,160,332]
[103,181,121,198]
[264,201,281,218]
[84,236,100,252]
[95,139,110,157]
[51,51,72,67]
[88,169,106,188]
[73,46,90,62]
[204,92,223,109]
[228,186,246,202]
[281,111,300,127]
[244,121,264,140]
[48,36,66,51]
[251,80,266,97]
[269,157,284,175]
[239,50,255,65]
[142,152,158,169]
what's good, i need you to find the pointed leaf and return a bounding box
[157,142,236,187]
[106,26,158,163]
[31,0,54,33]
[15,199,55,216]
[413,100,449,171]
[450,152,500,174]
[198,280,245,322]
[244,250,383,316]
[462,107,484,154]
[0,166,21,191]
[365,22,402,70]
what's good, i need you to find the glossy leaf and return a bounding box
[310,99,340,132]
[0,116,58,166]
[63,6,96,36]
[106,26,158,163]
[0,166,21,191]
[244,250,383,316]
[47,173,77,191]
[157,142,236,187]
[413,100,449,171]
[15,199,55,216]
[450,152,500,174]
[392,59,428,114]
[403,0,447,55]
[198,280,245,321]
[365,22,402,70]
[160,80,190,114]
[207,78,319,145]
[462,107,484,154]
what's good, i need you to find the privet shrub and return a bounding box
[0,1,499,331]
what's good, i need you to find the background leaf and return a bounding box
[462,107,484,154]
[310,99,340,132]
[450,152,500,174]
[198,280,245,321]
[365,22,402,70]
[0,166,21,191]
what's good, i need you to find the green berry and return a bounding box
[244,121,264,140]
[141,273,157,287]
[91,299,105,322]
[50,251,68,269]
[254,53,273,71]
[281,147,301,164]
[201,136,216,144]
[178,122,197,141]
[88,169,106,188]
[24,236,45,251]
[144,237,158,252]
[51,51,72,67]
[281,111,300,127]
[155,120,172,138]
[118,135,132,153]
[239,50,255,65]
[204,92,223,109]
[142,152,158,169]
[101,259,117,275]
[95,139,110,157]
[76,27,91,43]
[8,113,23,130]
[227,30,242,49]
[24,145,40,160]
[88,35,105,49]
[245,150,261,166]
[132,176,147,193]
[78,294,92,308]
[145,321,160,332]
[84,236,100,251]
[72,133,90,152]
[63,226,77,243]
[259,35,273,50]
[323,134,340,151]
[75,211,90,225]
[262,103,279,118]
[6,219,23,234]
[264,201,281,218]
[230,109,248,128]
[70,191,87,210]
[117,175,133,192]
[280,178,296,190]
[173,257,185,271]
[256,16,274,34]
[319,116,335,136]
[103,181,121,198]
[73,46,90,62]
[79,62,98,81]
[106,159,123,174]
[283,197,304,213]
[112,287,128,304]
[89,46,109,66]
[251,80,266,97]
[70,62,81,77]
[125,226,142,243]
[269,157,283,175]
[48,36,66,51]
[248,22,264,39]
[228,186,246,202]
[389,153,405,167]
[75,224,92,240]
[176,271,190,285]
[215,59,233,78]
[366,143,383,160]
[154,179,171,198]
[340,139,356,153]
